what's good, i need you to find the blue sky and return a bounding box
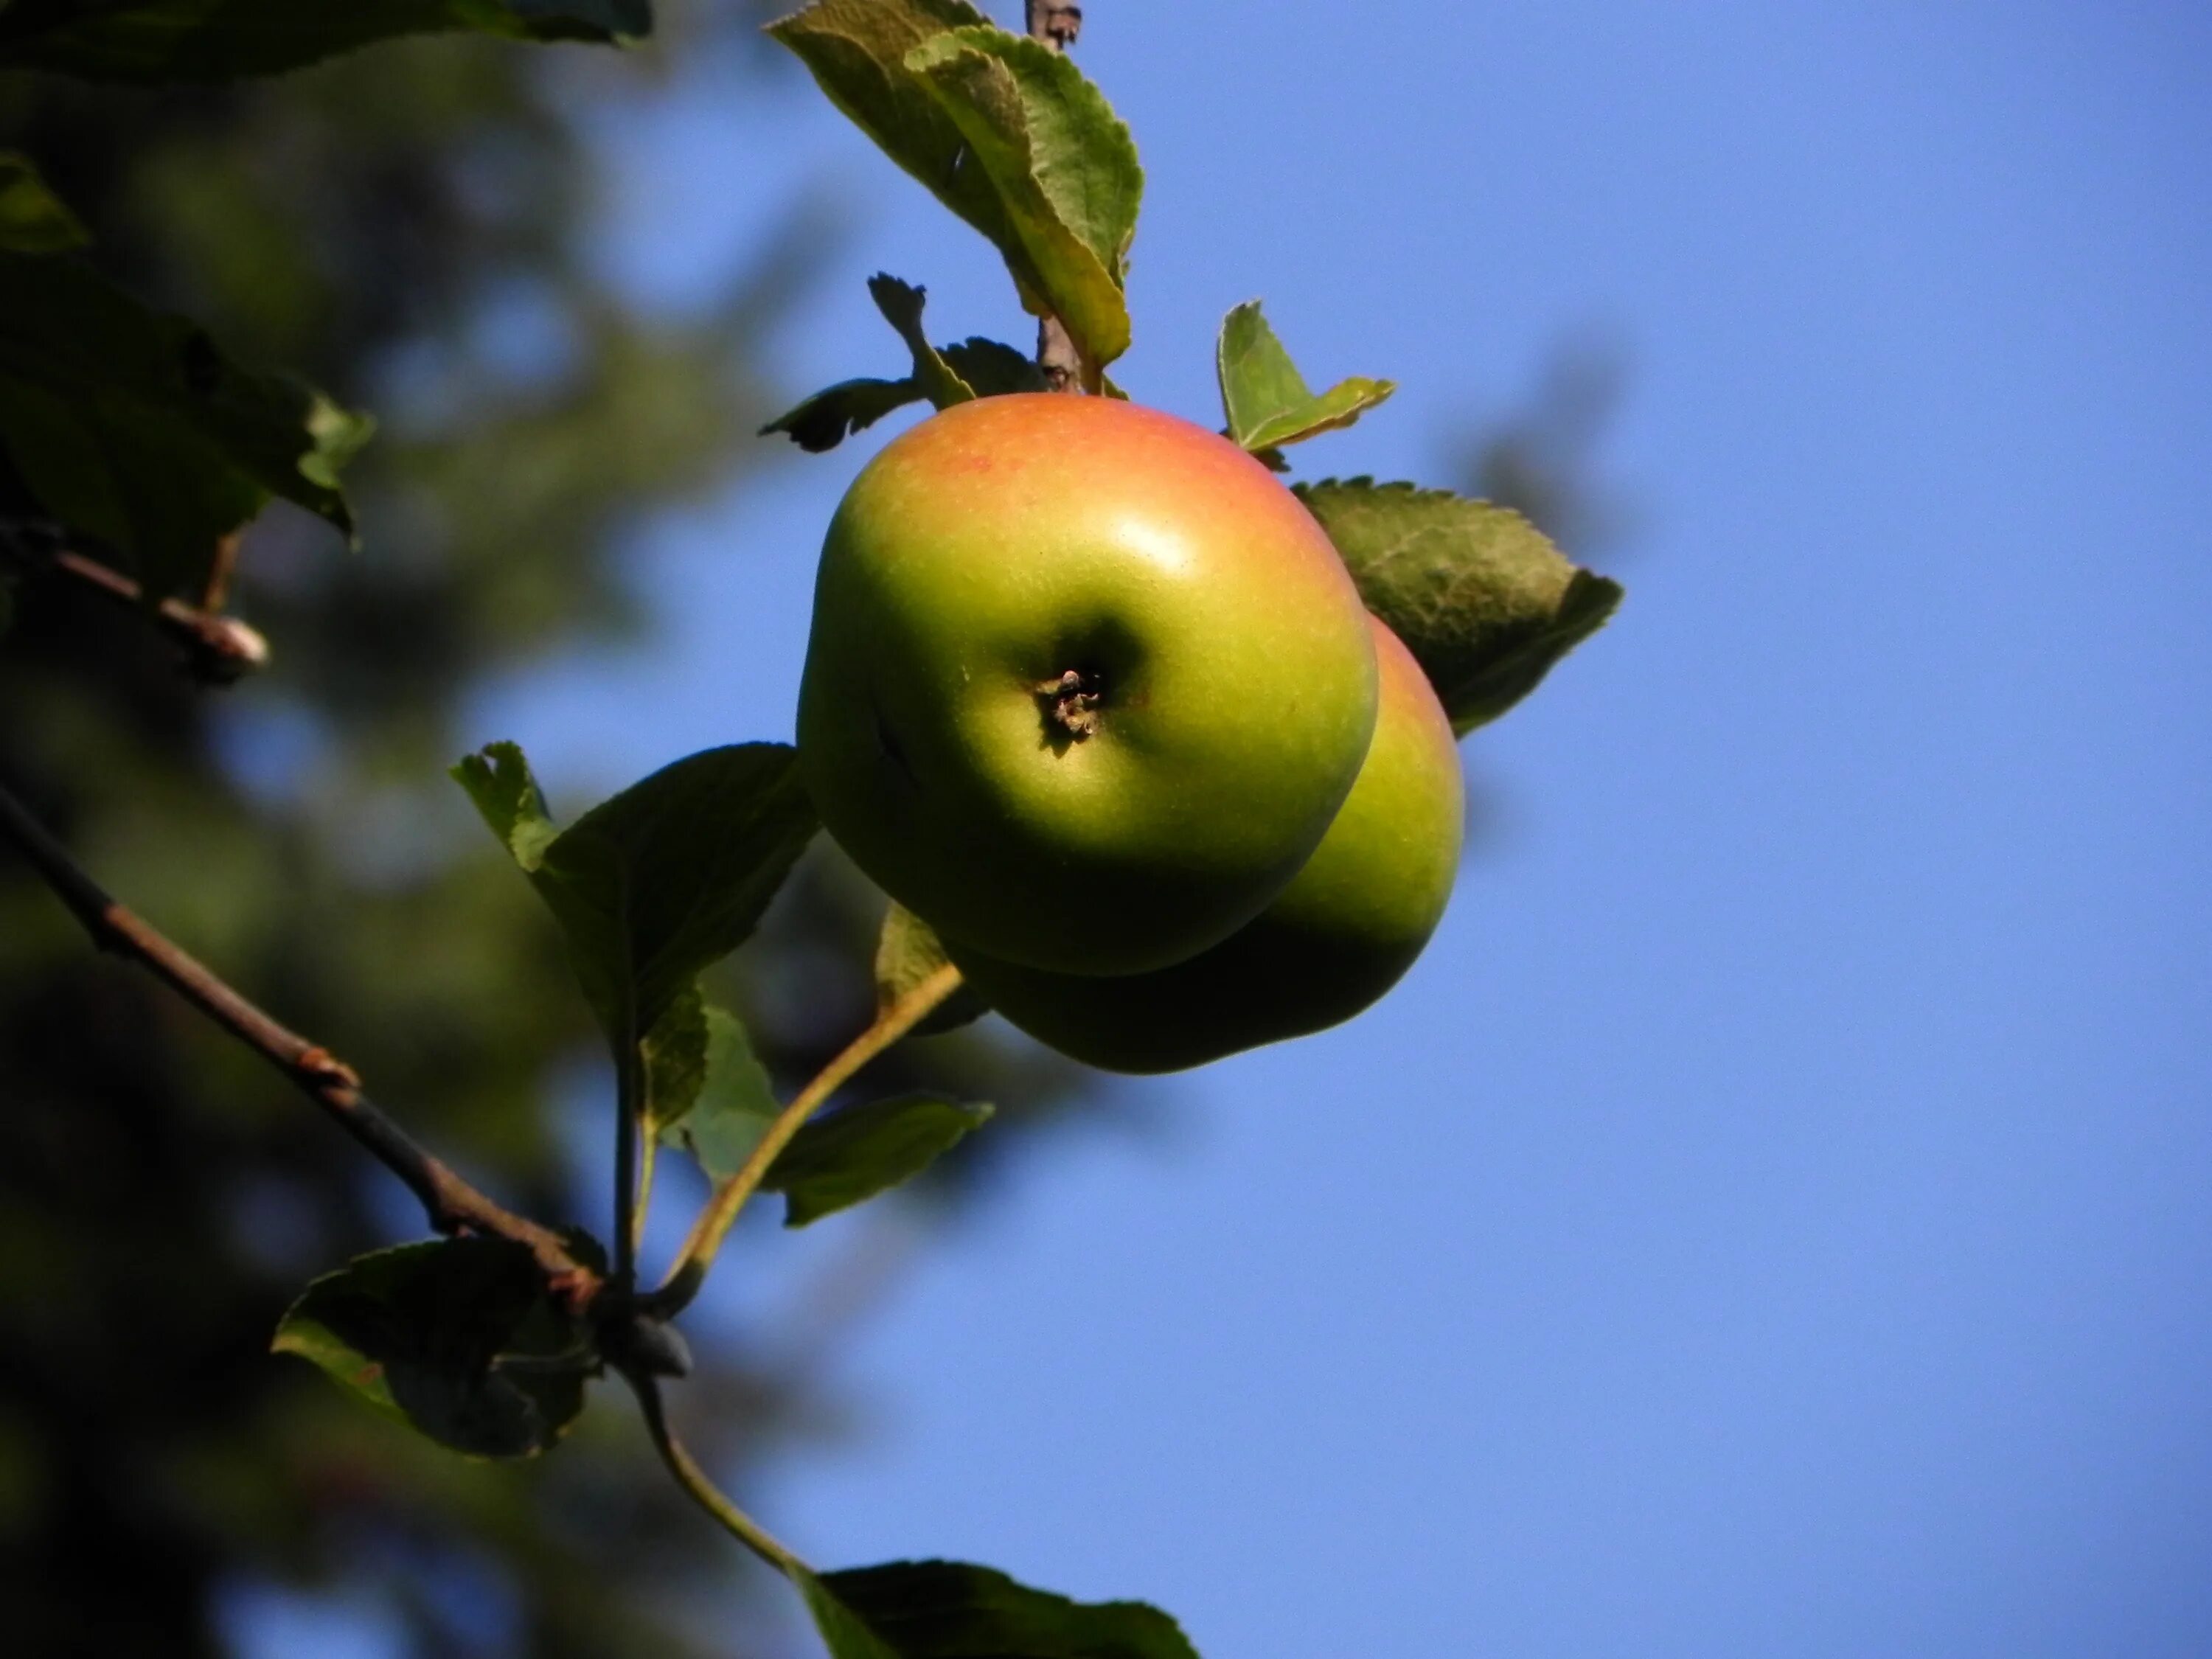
[440,4,2212,1655]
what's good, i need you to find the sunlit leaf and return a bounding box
[1295,479,1622,734]
[655,1000,781,1182]
[874,902,988,1035]
[765,1093,991,1227]
[1216,300,1392,453]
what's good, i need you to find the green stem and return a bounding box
[646,962,963,1318]
[613,1027,642,1286]
[624,1367,806,1579]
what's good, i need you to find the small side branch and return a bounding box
[624,1367,807,1579]
[1027,0,1088,393]
[0,778,599,1305]
[1,518,268,686]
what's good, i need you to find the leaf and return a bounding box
[866,274,975,409]
[657,1001,781,1183]
[765,1094,992,1227]
[802,1559,1200,1659]
[0,253,372,599]
[0,0,653,83]
[757,271,1042,453]
[271,1239,596,1460]
[1295,479,1624,734]
[761,376,923,453]
[874,902,988,1036]
[450,741,818,1048]
[1215,300,1393,453]
[906,27,1141,372]
[449,739,560,871]
[0,153,89,254]
[768,0,1012,257]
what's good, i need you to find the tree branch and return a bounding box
[0,776,602,1307]
[1027,0,1088,393]
[1,516,269,686]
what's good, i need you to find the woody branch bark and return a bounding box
[0,778,600,1305]
[1026,0,1087,392]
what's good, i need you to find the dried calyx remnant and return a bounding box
[1037,667,1105,738]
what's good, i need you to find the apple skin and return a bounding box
[948,616,1463,1072]
[797,392,1380,976]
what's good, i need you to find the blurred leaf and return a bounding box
[656,1000,781,1181]
[906,26,1140,372]
[1215,300,1393,452]
[0,254,369,598]
[452,740,818,1048]
[762,375,921,453]
[802,1559,1200,1659]
[1295,478,1623,734]
[765,1093,991,1227]
[271,1239,597,1460]
[0,0,653,83]
[0,153,90,254]
[874,902,988,1035]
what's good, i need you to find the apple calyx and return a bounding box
[1036,667,1106,740]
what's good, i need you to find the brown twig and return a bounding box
[1027,1,1088,393]
[0,777,601,1307]
[2,515,268,685]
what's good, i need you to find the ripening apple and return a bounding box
[797,392,1380,976]
[948,616,1464,1071]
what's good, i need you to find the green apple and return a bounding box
[949,616,1464,1071]
[797,392,1380,976]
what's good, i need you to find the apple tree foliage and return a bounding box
[0,0,1619,1652]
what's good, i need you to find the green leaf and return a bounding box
[761,375,924,453]
[449,739,560,871]
[874,902,988,1036]
[271,1239,596,1460]
[802,1559,1200,1659]
[450,741,818,1049]
[866,274,975,409]
[0,0,653,84]
[765,1093,991,1228]
[0,253,371,599]
[655,1001,781,1182]
[905,27,1141,372]
[1215,300,1394,453]
[1295,479,1622,734]
[768,0,1011,257]
[0,153,89,254]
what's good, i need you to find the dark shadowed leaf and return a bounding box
[452,741,818,1047]
[1215,300,1392,453]
[271,1239,597,1459]
[765,1094,991,1227]
[1295,478,1623,734]
[759,271,1042,453]
[655,999,781,1181]
[0,0,653,83]
[0,153,89,253]
[874,902,989,1035]
[0,253,369,599]
[905,26,1140,372]
[802,1559,1200,1659]
[761,375,922,452]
